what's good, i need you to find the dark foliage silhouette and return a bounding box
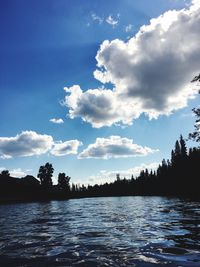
[69,135,200,199]
[189,74,200,142]
[189,107,200,142]
[58,173,70,192]
[191,73,200,82]
[37,163,54,188]
[0,170,10,177]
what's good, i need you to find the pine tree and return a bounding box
[180,135,187,158]
[189,75,200,142]
[175,140,181,156]
[58,173,70,191]
[116,173,120,182]
[171,149,176,166]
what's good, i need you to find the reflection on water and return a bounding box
[0,197,199,266]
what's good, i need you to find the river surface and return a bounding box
[0,196,200,267]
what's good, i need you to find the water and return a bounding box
[0,197,200,267]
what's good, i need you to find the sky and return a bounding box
[0,0,200,185]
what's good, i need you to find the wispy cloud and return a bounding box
[125,24,133,32]
[50,118,64,124]
[106,15,119,27]
[91,13,119,28]
[91,12,104,24]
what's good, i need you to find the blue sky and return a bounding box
[0,0,199,184]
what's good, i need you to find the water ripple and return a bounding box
[0,197,200,266]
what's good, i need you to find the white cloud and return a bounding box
[91,13,104,24]
[0,131,53,158]
[78,136,158,159]
[83,162,159,185]
[192,0,200,9]
[10,168,29,178]
[0,131,82,159]
[63,85,138,128]
[0,167,30,178]
[50,118,64,124]
[91,13,119,28]
[64,1,200,128]
[51,140,82,156]
[106,15,119,27]
[125,24,133,32]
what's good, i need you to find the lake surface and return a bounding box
[0,197,200,267]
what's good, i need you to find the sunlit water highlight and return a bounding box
[0,196,200,266]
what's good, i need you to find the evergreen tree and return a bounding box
[189,75,200,142]
[171,149,176,166]
[116,173,120,182]
[172,140,182,165]
[58,173,70,191]
[180,135,187,158]
[189,107,200,142]
[175,140,181,157]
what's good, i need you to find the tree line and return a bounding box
[0,163,71,202]
[68,135,200,199]
[0,134,199,201]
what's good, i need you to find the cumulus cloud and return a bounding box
[0,131,82,159]
[78,136,158,159]
[83,162,159,185]
[64,1,200,128]
[50,118,64,124]
[63,85,139,128]
[0,131,53,158]
[51,140,82,156]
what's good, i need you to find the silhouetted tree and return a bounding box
[180,135,187,158]
[0,170,10,177]
[175,140,181,157]
[191,73,200,82]
[189,107,200,142]
[189,75,200,142]
[171,149,176,166]
[171,140,182,166]
[37,163,54,188]
[58,173,70,191]
[116,173,120,182]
